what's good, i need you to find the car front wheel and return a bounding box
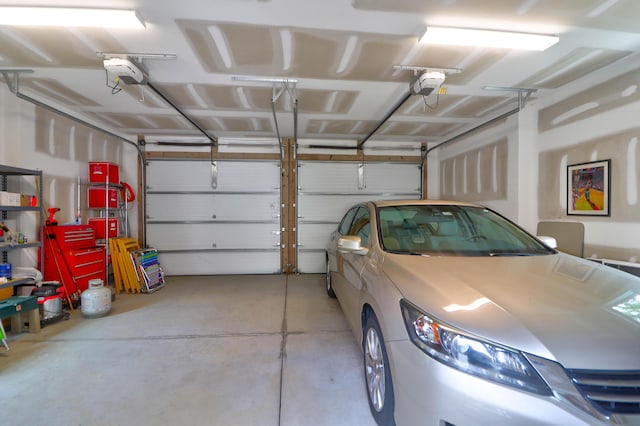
[363,311,395,425]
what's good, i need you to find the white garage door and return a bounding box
[146,159,281,275]
[297,161,422,273]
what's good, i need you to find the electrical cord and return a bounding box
[105,70,121,94]
[422,92,440,110]
[416,78,441,110]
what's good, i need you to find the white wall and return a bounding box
[431,55,640,262]
[432,110,522,222]
[1,84,141,269]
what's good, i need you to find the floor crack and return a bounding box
[277,274,289,426]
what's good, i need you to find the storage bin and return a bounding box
[0,287,12,300]
[88,218,118,239]
[88,162,119,184]
[88,187,118,209]
[0,263,11,279]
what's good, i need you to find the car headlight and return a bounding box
[400,299,552,396]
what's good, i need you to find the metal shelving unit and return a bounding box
[0,165,44,291]
[86,163,129,286]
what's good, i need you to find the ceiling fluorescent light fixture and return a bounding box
[419,27,558,51]
[232,76,298,84]
[0,7,145,29]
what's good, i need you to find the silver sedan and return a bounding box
[326,200,640,426]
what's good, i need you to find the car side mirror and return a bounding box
[537,235,558,249]
[338,235,369,255]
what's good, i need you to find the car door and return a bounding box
[328,206,359,273]
[336,206,371,333]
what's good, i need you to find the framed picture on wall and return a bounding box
[567,159,611,216]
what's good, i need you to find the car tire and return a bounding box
[363,311,395,426]
[326,255,336,298]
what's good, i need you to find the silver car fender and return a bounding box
[357,250,407,346]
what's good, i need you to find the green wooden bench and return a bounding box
[0,296,40,334]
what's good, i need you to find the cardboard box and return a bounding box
[0,191,21,206]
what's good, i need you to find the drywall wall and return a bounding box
[0,84,140,267]
[433,59,640,263]
[431,111,524,225]
[537,67,640,262]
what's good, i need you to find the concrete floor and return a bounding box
[0,274,377,426]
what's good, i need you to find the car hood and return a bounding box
[383,252,640,369]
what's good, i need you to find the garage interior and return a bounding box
[1,1,640,425]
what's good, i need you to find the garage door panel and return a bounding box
[298,194,416,222]
[146,159,281,275]
[364,163,422,192]
[147,160,280,192]
[297,160,421,273]
[146,157,419,275]
[298,162,360,192]
[297,252,326,275]
[298,195,372,222]
[159,251,280,275]
[298,223,336,251]
[147,193,279,221]
[214,162,280,191]
[147,223,279,250]
[147,160,216,192]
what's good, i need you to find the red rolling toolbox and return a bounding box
[41,224,105,307]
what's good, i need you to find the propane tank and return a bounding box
[81,279,111,318]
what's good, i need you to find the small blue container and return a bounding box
[0,263,11,279]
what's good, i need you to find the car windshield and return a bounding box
[377,204,554,257]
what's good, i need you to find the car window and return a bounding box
[338,207,359,235]
[348,207,370,246]
[377,204,554,256]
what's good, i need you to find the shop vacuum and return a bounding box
[17,281,68,326]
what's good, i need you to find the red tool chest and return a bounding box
[41,224,105,306]
[88,217,118,239]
